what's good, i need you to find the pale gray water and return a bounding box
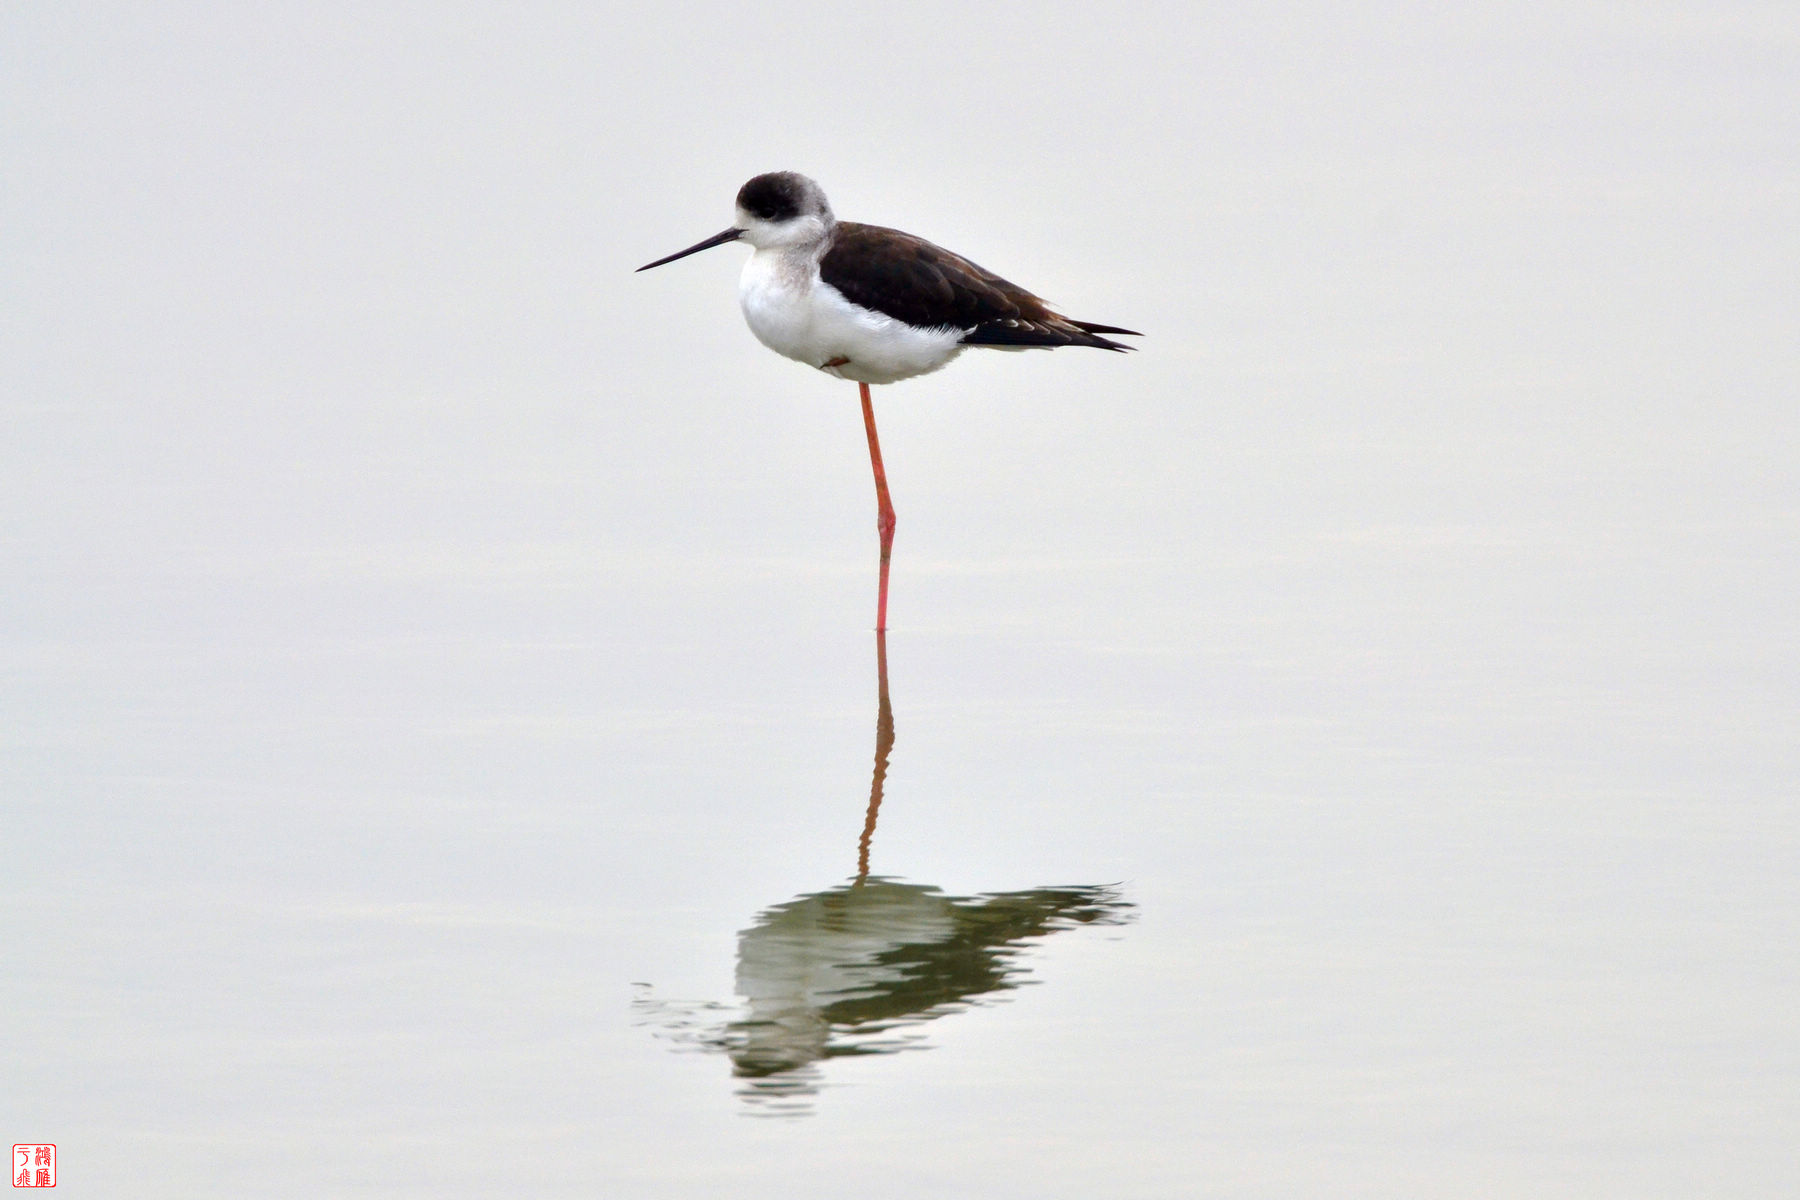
[4,3,1797,1197]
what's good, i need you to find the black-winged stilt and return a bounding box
[637,171,1139,631]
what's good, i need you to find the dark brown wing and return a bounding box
[820,222,1139,351]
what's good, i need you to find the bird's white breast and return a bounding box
[738,248,965,386]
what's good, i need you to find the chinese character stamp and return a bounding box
[11,1146,54,1189]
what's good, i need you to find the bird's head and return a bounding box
[732,172,834,250]
[636,171,834,272]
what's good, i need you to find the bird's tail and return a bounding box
[963,318,1143,352]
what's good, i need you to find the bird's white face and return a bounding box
[733,205,831,252]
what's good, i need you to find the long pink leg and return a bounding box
[858,381,896,632]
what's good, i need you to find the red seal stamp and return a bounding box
[11,1147,54,1188]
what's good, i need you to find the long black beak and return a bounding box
[636,227,744,272]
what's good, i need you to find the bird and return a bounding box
[636,171,1139,632]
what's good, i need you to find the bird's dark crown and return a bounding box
[736,172,813,222]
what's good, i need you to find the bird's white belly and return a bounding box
[738,250,965,386]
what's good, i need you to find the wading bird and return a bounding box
[637,171,1138,631]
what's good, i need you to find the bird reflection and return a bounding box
[633,633,1133,1116]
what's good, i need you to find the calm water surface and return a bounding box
[5,517,1793,1195]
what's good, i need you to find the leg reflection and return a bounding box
[856,630,894,883]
